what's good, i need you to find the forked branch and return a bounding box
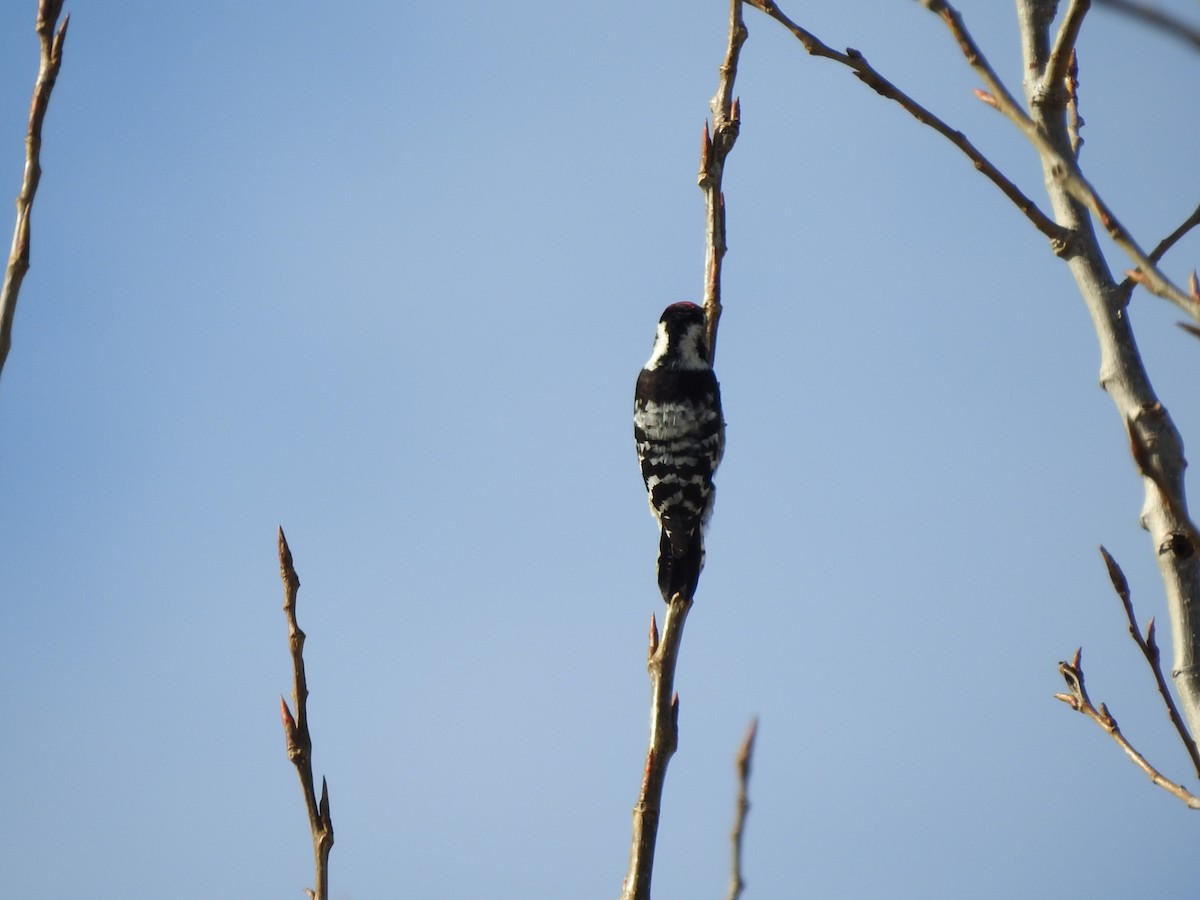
[743,0,1069,249]
[278,527,334,900]
[1100,546,1200,777]
[1056,648,1200,810]
[1117,202,1200,304]
[1,0,70,381]
[918,0,1200,317]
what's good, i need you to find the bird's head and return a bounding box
[645,302,710,371]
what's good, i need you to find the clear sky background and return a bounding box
[2,2,1199,898]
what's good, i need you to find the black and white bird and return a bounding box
[633,302,725,602]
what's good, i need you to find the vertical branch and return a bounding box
[621,597,692,900]
[1013,0,1200,738]
[699,0,748,361]
[1,0,70,381]
[278,527,334,900]
[622,8,748,899]
[726,718,758,900]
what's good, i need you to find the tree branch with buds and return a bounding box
[621,4,747,897]
[621,598,693,900]
[921,0,1200,317]
[699,0,747,361]
[278,528,334,900]
[1,0,69,381]
[747,0,1200,756]
[743,0,1069,249]
[1056,648,1200,810]
[1099,546,1200,777]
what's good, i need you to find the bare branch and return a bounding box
[1095,0,1200,50]
[1056,648,1200,809]
[917,0,1031,121]
[279,527,334,900]
[743,0,1070,249]
[726,717,758,900]
[1046,0,1091,91]
[1100,547,1200,777]
[621,10,745,894]
[621,595,693,900]
[1118,202,1200,303]
[920,0,1200,317]
[1065,49,1083,158]
[699,0,748,362]
[1,0,70,381]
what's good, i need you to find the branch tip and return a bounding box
[1099,545,1130,602]
[319,777,331,821]
[737,716,759,766]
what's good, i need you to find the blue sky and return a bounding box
[2,2,1200,898]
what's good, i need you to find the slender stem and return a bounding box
[743,0,1070,249]
[921,0,1199,316]
[726,718,758,900]
[1046,0,1091,91]
[1,0,70,381]
[1100,547,1200,777]
[699,0,748,361]
[1117,202,1200,303]
[1056,648,1200,810]
[279,527,334,900]
[621,596,692,900]
[620,8,746,896]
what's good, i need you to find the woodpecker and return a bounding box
[633,302,725,602]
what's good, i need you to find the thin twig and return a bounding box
[1055,648,1200,809]
[620,9,745,897]
[1065,49,1083,158]
[743,0,1071,250]
[1117,202,1200,303]
[1046,0,1091,91]
[278,527,334,900]
[726,717,758,900]
[621,596,693,900]
[918,0,1200,317]
[0,0,70,381]
[1095,0,1200,51]
[1100,546,1200,777]
[699,0,748,362]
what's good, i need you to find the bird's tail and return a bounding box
[657,526,704,602]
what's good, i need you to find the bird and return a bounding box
[633,302,725,602]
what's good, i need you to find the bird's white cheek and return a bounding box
[644,323,671,369]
